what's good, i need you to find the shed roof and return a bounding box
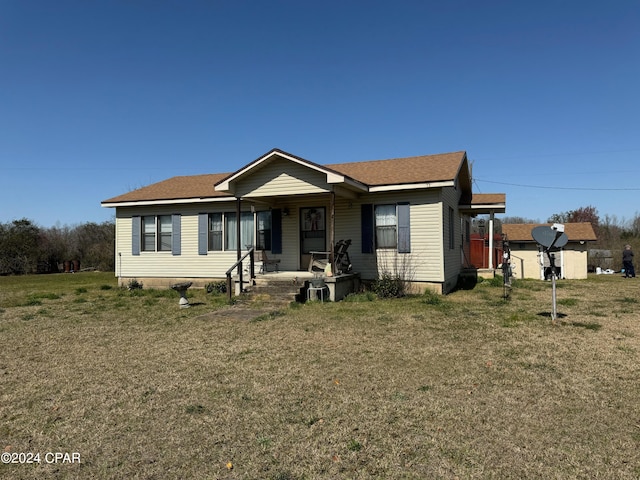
[502,223,597,242]
[471,193,506,205]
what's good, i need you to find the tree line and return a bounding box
[0,218,115,275]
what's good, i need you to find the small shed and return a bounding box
[502,223,597,280]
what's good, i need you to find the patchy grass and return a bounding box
[0,272,639,479]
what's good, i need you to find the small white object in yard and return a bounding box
[170,282,193,308]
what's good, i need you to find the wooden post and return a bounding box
[236,197,242,261]
[236,197,242,291]
[329,190,336,274]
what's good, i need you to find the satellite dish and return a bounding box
[531,225,568,249]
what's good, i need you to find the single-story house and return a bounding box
[502,223,597,280]
[101,148,506,294]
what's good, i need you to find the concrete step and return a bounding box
[246,278,307,304]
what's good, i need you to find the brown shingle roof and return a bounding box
[102,150,474,204]
[102,173,231,204]
[471,193,506,205]
[326,151,466,186]
[502,223,597,242]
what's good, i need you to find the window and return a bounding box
[361,203,410,253]
[225,212,254,251]
[138,215,179,254]
[199,210,281,255]
[256,211,272,251]
[208,213,223,251]
[158,215,172,251]
[142,216,156,252]
[448,207,455,250]
[375,205,397,249]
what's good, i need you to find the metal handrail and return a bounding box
[225,247,255,301]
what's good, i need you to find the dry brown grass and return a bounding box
[1,272,639,479]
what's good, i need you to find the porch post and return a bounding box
[236,197,241,261]
[488,210,495,269]
[329,190,336,273]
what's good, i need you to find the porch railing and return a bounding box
[225,247,255,301]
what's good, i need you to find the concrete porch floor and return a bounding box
[248,270,361,302]
[253,270,316,282]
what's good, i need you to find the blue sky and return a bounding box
[1,1,639,228]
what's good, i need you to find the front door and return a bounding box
[300,207,326,270]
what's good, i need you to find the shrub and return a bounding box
[127,279,143,290]
[372,272,404,298]
[206,281,227,294]
[422,289,442,305]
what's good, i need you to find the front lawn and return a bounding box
[1,273,638,479]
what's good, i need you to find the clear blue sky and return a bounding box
[2,1,639,228]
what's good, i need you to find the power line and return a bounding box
[474,178,640,191]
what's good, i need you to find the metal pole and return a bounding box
[550,252,557,322]
[551,273,557,321]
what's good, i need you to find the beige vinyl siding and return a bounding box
[234,158,330,198]
[334,190,444,283]
[441,186,463,291]
[116,203,264,280]
[114,187,458,288]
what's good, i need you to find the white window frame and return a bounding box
[141,215,172,252]
[374,204,398,249]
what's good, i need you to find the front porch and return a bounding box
[246,269,361,302]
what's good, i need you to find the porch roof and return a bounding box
[459,193,506,215]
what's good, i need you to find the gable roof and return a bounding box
[214,148,368,193]
[102,148,484,206]
[502,222,597,242]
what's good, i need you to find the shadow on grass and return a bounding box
[537,313,603,330]
[185,302,207,307]
[537,312,567,319]
[567,321,602,331]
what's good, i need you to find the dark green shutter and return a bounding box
[397,203,411,253]
[271,209,282,254]
[198,213,208,255]
[132,216,141,255]
[361,204,374,253]
[172,214,181,255]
